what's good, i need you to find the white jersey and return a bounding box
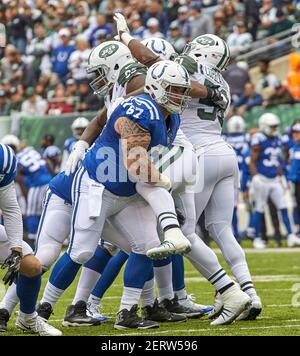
[180,62,231,149]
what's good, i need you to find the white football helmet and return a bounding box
[1,134,20,151]
[86,41,134,96]
[71,117,89,139]
[259,113,280,137]
[145,60,191,114]
[183,34,230,71]
[227,116,245,134]
[141,38,176,60]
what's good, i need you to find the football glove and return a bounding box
[206,85,230,111]
[1,250,22,286]
[65,140,89,176]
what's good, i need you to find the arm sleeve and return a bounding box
[0,182,23,250]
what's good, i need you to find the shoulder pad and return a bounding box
[174,55,197,75]
[118,62,148,86]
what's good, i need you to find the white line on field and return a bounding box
[117,324,300,336]
[213,248,300,254]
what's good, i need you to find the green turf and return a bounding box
[1,246,300,336]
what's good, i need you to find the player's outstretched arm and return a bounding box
[114,13,160,67]
[115,117,171,190]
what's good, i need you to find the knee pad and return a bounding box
[35,242,62,271]
[69,249,95,265]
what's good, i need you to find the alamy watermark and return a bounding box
[291,283,300,307]
[292,23,300,48]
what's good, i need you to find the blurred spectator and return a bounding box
[143,18,164,39]
[213,9,229,40]
[177,6,191,40]
[65,78,78,97]
[89,13,112,48]
[268,8,294,37]
[142,0,169,35]
[5,2,33,54]
[21,87,47,116]
[168,21,186,53]
[223,0,239,31]
[233,82,263,115]
[244,0,260,41]
[76,16,92,42]
[286,52,300,100]
[130,14,146,40]
[8,86,23,113]
[0,88,10,116]
[256,58,279,93]
[46,84,75,115]
[260,0,278,29]
[77,80,102,112]
[26,22,51,81]
[0,45,26,85]
[227,21,253,55]
[68,36,91,83]
[167,0,181,23]
[189,1,214,40]
[51,28,75,84]
[264,81,295,108]
[223,57,251,102]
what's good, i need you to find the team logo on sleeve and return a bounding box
[196,36,215,46]
[98,44,119,58]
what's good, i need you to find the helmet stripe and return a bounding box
[217,39,229,70]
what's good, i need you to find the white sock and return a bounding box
[119,287,142,312]
[231,263,258,298]
[72,267,101,305]
[19,311,37,320]
[0,283,19,315]
[140,278,155,308]
[88,294,101,306]
[154,264,174,302]
[174,288,187,301]
[40,282,64,308]
[136,184,179,230]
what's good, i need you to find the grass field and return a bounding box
[1,244,300,336]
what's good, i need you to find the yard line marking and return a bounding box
[212,248,300,254]
[117,324,300,336]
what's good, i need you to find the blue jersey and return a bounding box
[224,134,249,170]
[282,133,295,152]
[49,171,75,204]
[64,137,77,154]
[17,147,53,188]
[83,94,180,196]
[0,144,17,188]
[288,144,300,183]
[251,133,282,178]
[42,145,61,159]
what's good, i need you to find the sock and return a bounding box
[280,208,292,235]
[41,253,81,308]
[0,282,19,315]
[252,211,264,238]
[154,257,174,302]
[26,215,40,239]
[136,184,179,231]
[91,250,128,299]
[16,273,41,314]
[174,288,188,300]
[72,247,113,304]
[239,281,257,298]
[208,268,235,292]
[293,207,300,228]
[120,252,153,311]
[232,207,240,240]
[219,282,235,294]
[140,272,155,308]
[231,263,258,298]
[172,254,185,292]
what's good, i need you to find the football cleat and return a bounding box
[287,234,300,247]
[114,305,159,330]
[146,228,191,259]
[0,308,9,332]
[178,294,214,315]
[236,295,262,321]
[253,238,267,250]
[62,301,102,327]
[211,284,251,326]
[142,299,187,323]
[208,292,223,319]
[36,302,53,321]
[86,302,109,322]
[159,296,204,319]
[16,314,62,336]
